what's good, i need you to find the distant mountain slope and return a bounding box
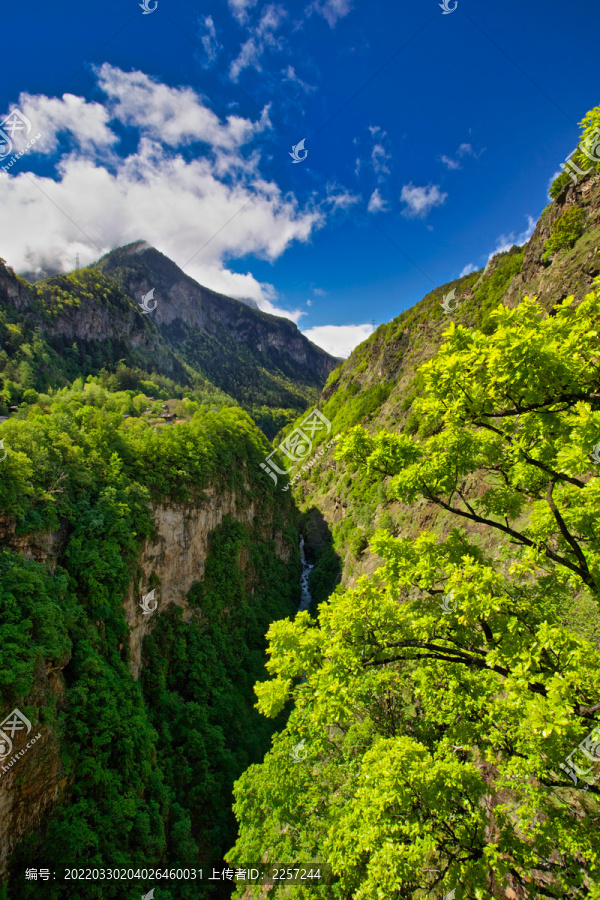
[0,242,337,416]
[96,242,336,406]
[289,166,600,595]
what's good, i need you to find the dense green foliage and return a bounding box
[543,208,586,261]
[0,388,298,899]
[2,100,600,900]
[467,247,524,333]
[228,285,600,899]
[141,518,295,874]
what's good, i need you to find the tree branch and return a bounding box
[418,481,594,589]
[363,641,548,696]
[545,479,592,585]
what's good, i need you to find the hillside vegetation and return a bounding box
[0,386,299,899]
[0,244,337,436]
[228,105,600,900]
[2,100,600,900]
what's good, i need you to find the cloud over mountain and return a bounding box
[0,65,323,321]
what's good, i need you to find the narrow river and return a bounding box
[299,535,313,612]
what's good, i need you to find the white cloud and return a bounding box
[282,65,316,92]
[441,154,460,171]
[307,0,353,27]
[10,92,116,156]
[459,262,477,277]
[488,215,537,260]
[313,287,327,296]
[97,64,271,149]
[256,3,287,36]
[230,38,263,80]
[440,142,481,171]
[302,323,372,358]
[367,188,388,213]
[229,4,287,81]
[306,299,312,306]
[371,142,391,177]
[325,183,360,210]
[0,67,323,321]
[199,16,222,66]
[228,0,259,22]
[354,125,392,186]
[400,182,447,219]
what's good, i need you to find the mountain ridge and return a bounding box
[0,242,338,420]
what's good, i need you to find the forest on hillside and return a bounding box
[0,387,298,899]
[232,284,600,898]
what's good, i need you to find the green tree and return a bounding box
[228,285,600,899]
[543,207,586,261]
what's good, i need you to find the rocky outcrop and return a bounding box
[124,488,292,676]
[97,241,338,382]
[0,664,68,877]
[0,262,34,313]
[0,516,69,571]
[45,299,152,348]
[505,172,600,309]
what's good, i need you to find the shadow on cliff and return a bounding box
[299,506,341,615]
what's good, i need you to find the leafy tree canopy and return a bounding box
[228,284,600,899]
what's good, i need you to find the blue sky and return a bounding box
[1,0,598,356]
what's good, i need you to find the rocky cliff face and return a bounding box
[124,488,292,676]
[506,175,600,307]
[0,264,34,313]
[0,700,66,878]
[296,171,600,590]
[97,241,337,382]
